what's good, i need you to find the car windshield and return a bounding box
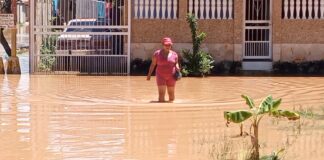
[65,21,108,32]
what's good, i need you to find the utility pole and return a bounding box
[11,0,16,57]
[7,0,21,74]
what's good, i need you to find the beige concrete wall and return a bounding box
[273,44,324,62]
[272,0,282,44]
[233,0,243,61]
[272,0,324,62]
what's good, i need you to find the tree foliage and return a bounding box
[181,13,214,77]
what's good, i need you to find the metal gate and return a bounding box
[30,0,131,75]
[243,0,272,59]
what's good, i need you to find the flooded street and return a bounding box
[0,74,323,159]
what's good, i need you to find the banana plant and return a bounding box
[224,95,300,160]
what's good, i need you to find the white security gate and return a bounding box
[30,0,131,75]
[243,0,272,59]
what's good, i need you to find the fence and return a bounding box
[30,0,131,75]
[283,0,324,19]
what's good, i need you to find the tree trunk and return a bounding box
[240,123,243,136]
[0,57,5,74]
[251,123,260,160]
[0,28,11,57]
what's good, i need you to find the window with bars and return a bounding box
[282,0,324,19]
[187,0,234,19]
[133,0,179,19]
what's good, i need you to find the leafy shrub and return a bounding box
[181,13,214,77]
[130,58,152,75]
[38,35,58,71]
[211,61,242,75]
[182,50,214,76]
[273,61,324,75]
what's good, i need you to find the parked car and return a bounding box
[56,19,113,55]
[54,19,124,72]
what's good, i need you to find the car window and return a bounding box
[71,21,96,26]
[65,21,109,32]
[66,28,93,32]
[92,28,110,32]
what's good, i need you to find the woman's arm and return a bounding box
[146,55,157,80]
[175,54,181,71]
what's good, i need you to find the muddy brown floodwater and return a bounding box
[0,75,323,160]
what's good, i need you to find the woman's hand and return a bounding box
[147,55,157,81]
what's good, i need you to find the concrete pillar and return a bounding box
[7,28,21,74]
[7,0,21,74]
[233,0,244,61]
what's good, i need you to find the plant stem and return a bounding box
[240,123,243,136]
[251,120,260,160]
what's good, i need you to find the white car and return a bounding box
[56,19,113,55]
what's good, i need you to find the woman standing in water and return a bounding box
[147,37,180,102]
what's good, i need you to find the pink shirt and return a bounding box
[154,49,178,78]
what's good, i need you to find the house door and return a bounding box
[243,0,272,59]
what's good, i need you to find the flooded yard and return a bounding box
[0,74,323,159]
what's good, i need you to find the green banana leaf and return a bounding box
[258,95,282,114]
[271,110,300,120]
[241,94,255,109]
[224,110,253,123]
[260,148,285,160]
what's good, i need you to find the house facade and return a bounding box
[131,0,324,70]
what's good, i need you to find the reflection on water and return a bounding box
[0,75,323,159]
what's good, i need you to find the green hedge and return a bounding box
[211,61,242,75]
[130,58,152,75]
[273,61,324,75]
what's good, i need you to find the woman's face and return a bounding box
[163,44,172,51]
